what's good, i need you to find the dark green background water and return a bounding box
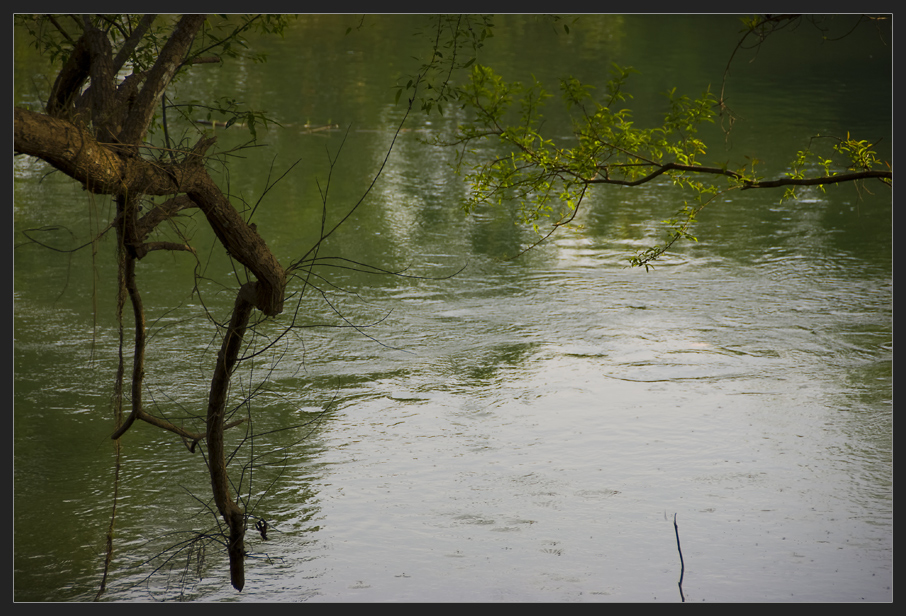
[14,15,891,601]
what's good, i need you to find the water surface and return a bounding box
[14,15,891,602]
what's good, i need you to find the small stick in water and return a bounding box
[674,513,685,602]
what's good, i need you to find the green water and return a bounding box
[14,15,891,601]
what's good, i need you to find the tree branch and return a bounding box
[120,14,207,145]
[111,238,146,439]
[135,194,198,239]
[206,284,257,592]
[586,161,891,189]
[81,26,118,142]
[14,108,211,195]
[741,170,891,189]
[187,173,287,316]
[46,32,91,118]
[111,14,157,75]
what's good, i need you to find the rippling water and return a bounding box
[14,15,891,602]
[183,244,890,602]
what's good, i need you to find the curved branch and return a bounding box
[187,173,286,316]
[14,107,212,195]
[16,106,285,315]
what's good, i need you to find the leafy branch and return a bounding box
[439,63,891,266]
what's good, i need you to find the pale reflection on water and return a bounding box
[120,246,885,603]
[14,15,890,602]
[14,197,892,602]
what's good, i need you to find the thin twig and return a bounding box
[674,513,685,602]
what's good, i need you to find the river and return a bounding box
[14,15,892,602]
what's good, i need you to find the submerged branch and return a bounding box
[206,282,258,592]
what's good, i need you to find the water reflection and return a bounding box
[15,15,890,602]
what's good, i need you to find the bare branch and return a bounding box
[206,284,257,591]
[111,14,157,74]
[120,14,207,145]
